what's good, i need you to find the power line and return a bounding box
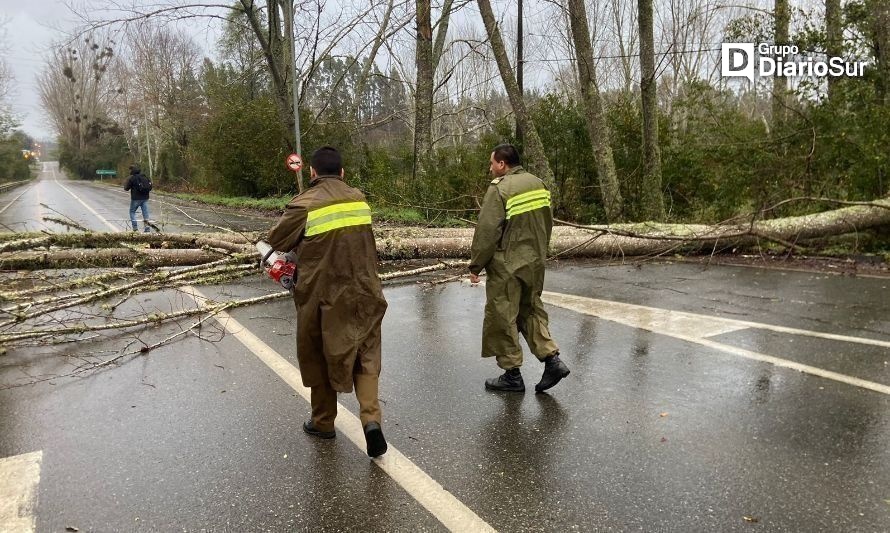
[525,46,725,63]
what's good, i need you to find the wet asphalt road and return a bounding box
[0,162,274,233]
[1,170,889,532]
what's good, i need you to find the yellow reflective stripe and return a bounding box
[307,201,370,222]
[305,215,372,236]
[506,188,551,219]
[508,195,551,214]
[506,199,550,219]
[305,200,373,236]
[310,208,372,227]
[505,189,550,210]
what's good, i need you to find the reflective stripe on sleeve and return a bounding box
[505,189,550,219]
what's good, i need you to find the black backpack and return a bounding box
[134,174,153,194]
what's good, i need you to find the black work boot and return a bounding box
[535,354,570,393]
[364,421,388,458]
[303,420,336,439]
[485,368,525,392]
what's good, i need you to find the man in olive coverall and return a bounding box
[469,144,570,393]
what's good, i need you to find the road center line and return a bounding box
[0,450,43,532]
[53,180,120,232]
[542,291,890,396]
[183,286,495,533]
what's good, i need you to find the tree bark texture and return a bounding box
[566,0,624,222]
[825,0,842,99]
[772,0,790,124]
[637,0,665,221]
[0,248,227,270]
[868,0,890,105]
[376,197,890,258]
[414,0,435,178]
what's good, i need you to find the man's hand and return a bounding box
[469,272,481,284]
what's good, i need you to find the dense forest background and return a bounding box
[9,0,888,224]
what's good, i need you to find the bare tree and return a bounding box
[38,34,116,152]
[413,0,458,178]
[476,0,556,201]
[433,22,505,148]
[824,0,841,99]
[72,1,388,163]
[125,24,203,180]
[638,0,665,220]
[0,18,10,105]
[566,0,623,221]
[610,0,639,95]
[238,0,296,152]
[772,0,789,124]
[414,0,434,177]
[868,0,890,105]
[660,0,725,131]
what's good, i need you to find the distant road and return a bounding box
[0,161,276,234]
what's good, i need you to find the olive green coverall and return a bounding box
[469,166,559,369]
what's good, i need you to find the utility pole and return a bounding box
[516,0,524,146]
[283,0,304,192]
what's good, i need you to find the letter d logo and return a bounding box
[722,43,755,83]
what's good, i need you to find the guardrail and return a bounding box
[0,180,31,193]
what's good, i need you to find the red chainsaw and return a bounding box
[255,240,296,290]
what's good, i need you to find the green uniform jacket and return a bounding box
[267,175,387,393]
[469,166,553,276]
[469,166,558,363]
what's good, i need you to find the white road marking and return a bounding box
[0,450,43,533]
[184,286,495,533]
[541,292,890,348]
[542,291,890,395]
[0,185,33,216]
[53,180,120,232]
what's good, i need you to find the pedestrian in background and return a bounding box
[124,164,153,232]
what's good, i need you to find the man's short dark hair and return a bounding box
[492,144,521,167]
[311,146,342,176]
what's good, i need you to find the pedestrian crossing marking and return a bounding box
[0,450,42,532]
[542,291,890,396]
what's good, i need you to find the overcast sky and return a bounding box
[1,0,219,141]
[1,0,77,140]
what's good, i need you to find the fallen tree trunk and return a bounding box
[0,198,888,267]
[0,232,256,254]
[0,248,229,270]
[376,197,890,259]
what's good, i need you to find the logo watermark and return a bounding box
[721,43,866,82]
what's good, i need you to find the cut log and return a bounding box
[0,198,887,267]
[0,248,227,270]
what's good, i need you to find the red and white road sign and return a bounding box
[286,153,303,172]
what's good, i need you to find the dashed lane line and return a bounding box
[0,450,42,533]
[542,291,890,396]
[184,286,496,533]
